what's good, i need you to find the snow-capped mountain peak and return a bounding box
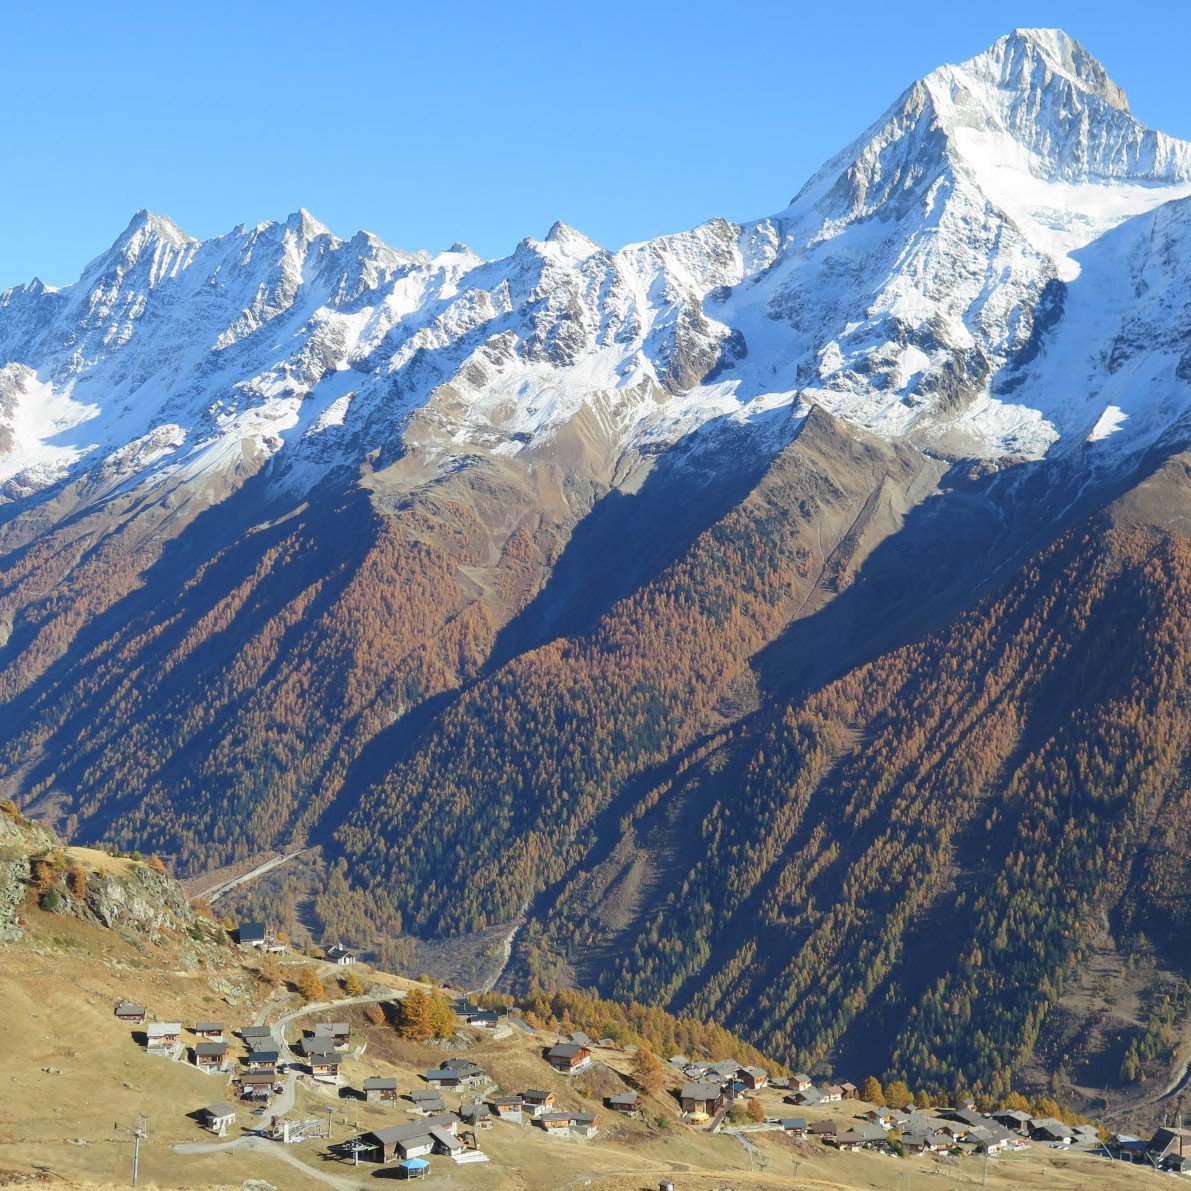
[3,30,1191,516]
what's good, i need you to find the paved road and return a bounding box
[173,1132,367,1189]
[197,848,310,902]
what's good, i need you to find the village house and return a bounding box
[790,1073,814,1091]
[324,944,356,965]
[363,1077,399,1103]
[423,1058,488,1088]
[787,1085,824,1106]
[839,1081,858,1098]
[738,1066,769,1090]
[608,1091,640,1117]
[834,1130,867,1152]
[362,1115,460,1164]
[1029,1117,1074,1143]
[993,1108,1032,1131]
[238,1071,275,1100]
[145,1022,182,1049]
[410,1089,446,1115]
[680,1080,725,1120]
[809,1119,838,1139]
[313,1021,351,1047]
[521,1089,556,1119]
[193,1021,225,1040]
[779,1117,808,1138]
[201,1103,237,1134]
[819,1084,844,1102]
[863,1108,896,1127]
[300,1035,336,1058]
[245,1048,279,1071]
[970,1125,1016,1153]
[194,1041,229,1071]
[309,1052,341,1080]
[545,1042,592,1075]
[902,1131,952,1155]
[239,1025,273,1046]
[491,1096,525,1123]
[115,1001,146,1024]
[460,1103,493,1130]
[539,1112,574,1136]
[572,1112,599,1139]
[236,922,267,947]
[456,1003,500,1028]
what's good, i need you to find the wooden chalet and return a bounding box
[607,1091,640,1116]
[363,1077,399,1103]
[115,1001,146,1024]
[521,1089,555,1118]
[363,1115,460,1164]
[193,1021,225,1039]
[491,1096,524,1122]
[545,1042,592,1075]
[145,1022,182,1048]
[194,1041,229,1070]
[680,1080,725,1120]
[244,1048,280,1071]
[313,1021,351,1047]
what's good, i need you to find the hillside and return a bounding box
[0,807,1176,1191]
[0,26,1189,1111]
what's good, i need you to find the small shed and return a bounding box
[115,1001,147,1024]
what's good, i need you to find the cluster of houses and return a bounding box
[117,995,359,1110]
[673,1056,792,1122]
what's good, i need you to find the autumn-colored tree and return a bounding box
[341,969,365,997]
[747,1097,766,1124]
[1032,1097,1063,1120]
[884,1079,913,1109]
[66,866,87,899]
[861,1076,885,1105]
[1001,1091,1030,1111]
[147,855,166,873]
[363,1002,386,1026]
[630,1046,667,1096]
[294,965,325,1002]
[914,1089,934,1109]
[428,994,457,1039]
[396,988,434,1040]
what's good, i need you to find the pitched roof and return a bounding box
[547,1042,587,1060]
[194,1022,224,1032]
[195,1042,228,1056]
[681,1080,723,1100]
[203,1102,236,1118]
[363,1077,399,1090]
[237,922,266,943]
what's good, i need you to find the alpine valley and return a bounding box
[2,28,1189,1113]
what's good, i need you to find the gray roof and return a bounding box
[116,1002,146,1015]
[196,1042,228,1056]
[780,1117,808,1129]
[547,1042,586,1059]
[194,1022,224,1032]
[522,1088,552,1101]
[363,1077,398,1090]
[314,1021,350,1035]
[368,1115,458,1146]
[609,1092,639,1105]
[681,1080,723,1100]
[240,1025,272,1038]
[203,1102,236,1118]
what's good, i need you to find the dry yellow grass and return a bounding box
[0,904,1172,1191]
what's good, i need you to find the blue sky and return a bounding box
[3,0,1190,290]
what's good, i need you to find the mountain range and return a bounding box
[1,29,1188,1108]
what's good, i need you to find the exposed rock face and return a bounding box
[0,807,194,940]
